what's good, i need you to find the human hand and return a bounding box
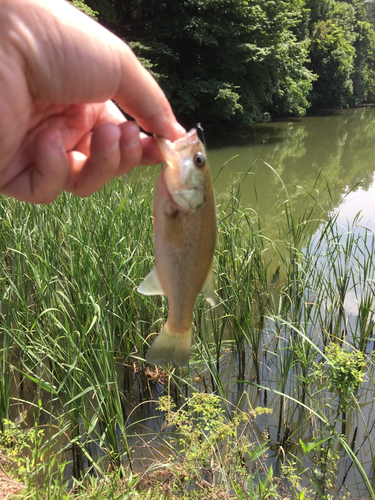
[0,0,185,203]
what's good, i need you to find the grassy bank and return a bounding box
[0,170,374,499]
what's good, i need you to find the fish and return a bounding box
[137,128,216,366]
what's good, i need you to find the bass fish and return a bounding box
[138,128,216,366]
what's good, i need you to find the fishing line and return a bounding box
[197,123,207,149]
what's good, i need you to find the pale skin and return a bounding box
[0,0,185,204]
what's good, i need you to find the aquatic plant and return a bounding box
[0,170,375,498]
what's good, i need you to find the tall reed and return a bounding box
[1,170,375,498]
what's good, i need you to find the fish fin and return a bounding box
[146,323,192,366]
[137,266,164,296]
[201,268,216,307]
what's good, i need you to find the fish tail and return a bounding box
[146,323,192,367]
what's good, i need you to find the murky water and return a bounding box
[205,106,375,232]
[122,108,375,497]
[10,107,375,496]
[201,107,375,498]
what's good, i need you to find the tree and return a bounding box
[349,0,375,103]
[116,0,315,125]
[70,0,99,20]
[306,0,356,107]
[82,0,123,29]
[79,0,375,121]
[305,0,375,107]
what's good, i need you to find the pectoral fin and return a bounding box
[201,268,215,307]
[137,266,164,296]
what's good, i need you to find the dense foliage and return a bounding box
[74,0,375,124]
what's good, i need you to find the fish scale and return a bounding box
[137,128,216,366]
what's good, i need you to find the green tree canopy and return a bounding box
[123,0,315,125]
[77,0,375,123]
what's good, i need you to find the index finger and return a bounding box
[6,0,185,141]
[114,44,185,141]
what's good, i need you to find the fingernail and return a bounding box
[175,123,186,136]
[127,134,140,150]
[50,131,63,149]
[109,139,120,152]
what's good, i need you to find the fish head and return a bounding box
[156,128,209,212]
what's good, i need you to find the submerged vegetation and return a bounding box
[1,171,375,498]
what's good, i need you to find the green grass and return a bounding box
[1,169,375,498]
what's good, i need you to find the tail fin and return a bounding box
[146,323,192,366]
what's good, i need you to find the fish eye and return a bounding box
[194,152,206,168]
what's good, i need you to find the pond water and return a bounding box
[107,107,375,497]
[107,108,375,496]
[8,107,375,497]
[205,106,375,233]
[200,106,375,498]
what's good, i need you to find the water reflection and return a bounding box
[201,108,375,497]
[63,108,375,495]
[110,109,375,496]
[8,108,375,497]
[206,107,375,232]
[336,178,375,231]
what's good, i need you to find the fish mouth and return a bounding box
[155,128,199,160]
[156,129,205,212]
[172,128,199,152]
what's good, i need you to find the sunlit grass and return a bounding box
[1,169,375,498]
